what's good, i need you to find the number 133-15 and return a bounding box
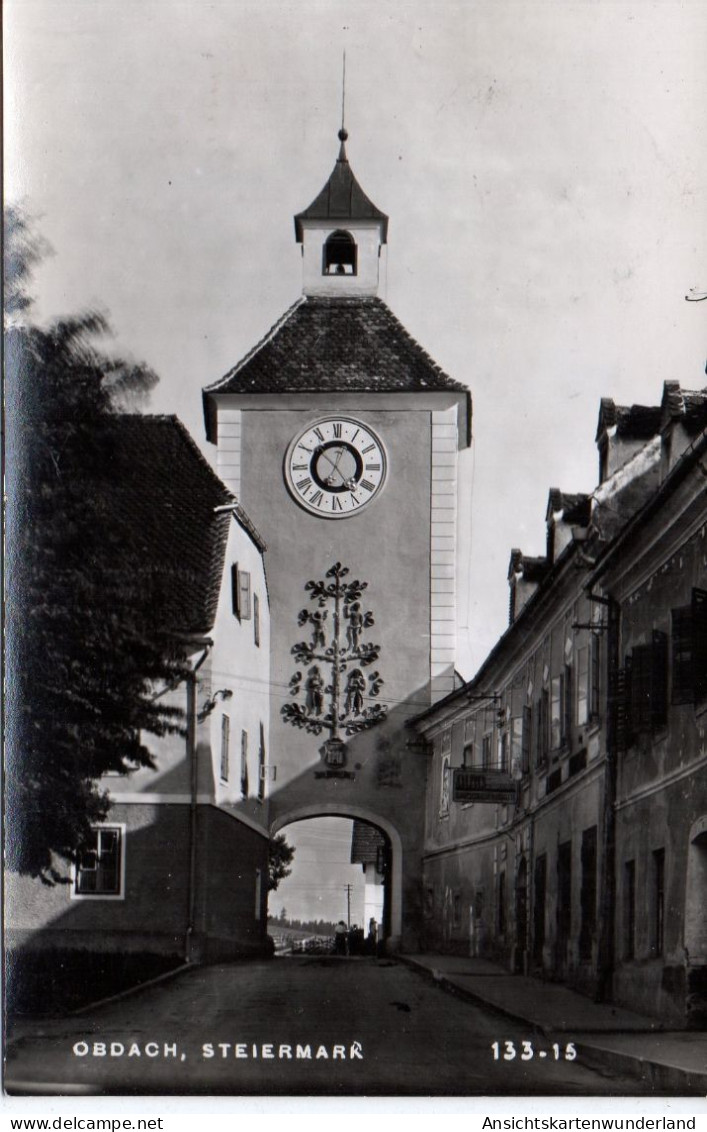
[491,1041,577,1061]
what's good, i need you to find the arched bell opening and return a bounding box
[323,229,357,276]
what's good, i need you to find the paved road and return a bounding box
[6,957,645,1096]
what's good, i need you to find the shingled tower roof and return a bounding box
[294,129,388,243]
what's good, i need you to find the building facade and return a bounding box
[414,381,707,1026]
[202,130,471,950]
[7,416,272,970]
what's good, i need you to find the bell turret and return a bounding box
[293,130,388,297]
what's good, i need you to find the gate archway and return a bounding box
[270,804,404,949]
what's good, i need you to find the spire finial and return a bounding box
[337,51,348,161]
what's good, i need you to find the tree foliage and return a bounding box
[268,834,295,892]
[5,209,189,882]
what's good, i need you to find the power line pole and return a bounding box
[345,884,352,929]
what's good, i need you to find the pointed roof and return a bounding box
[204,295,467,404]
[294,130,389,243]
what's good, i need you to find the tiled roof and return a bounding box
[294,135,388,243]
[350,820,386,865]
[546,489,592,526]
[107,416,237,636]
[661,382,707,435]
[204,296,467,405]
[507,550,549,585]
[596,398,662,443]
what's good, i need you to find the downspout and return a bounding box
[185,642,213,964]
[596,595,619,1002]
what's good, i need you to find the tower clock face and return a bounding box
[285,417,387,518]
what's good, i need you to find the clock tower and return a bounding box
[203,130,471,949]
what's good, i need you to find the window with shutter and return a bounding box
[257,722,266,801]
[671,606,692,705]
[629,644,652,734]
[253,594,260,645]
[577,647,589,726]
[590,632,601,719]
[240,730,249,796]
[563,664,573,746]
[651,630,668,731]
[220,714,230,782]
[550,675,563,751]
[232,564,252,621]
[693,588,707,704]
[521,704,532,774]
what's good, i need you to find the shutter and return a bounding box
[522,704,532,774]
[590,632,601,719]
[450,720,466,767]
[630,645,652,733]
[693,588,707,704]
[615,662,630,751]
[231,563,239,617]
[671,607,693,705]
[651,630,668,731]
[563,664,573,744]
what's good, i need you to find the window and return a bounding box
[672,590,707,705]
[624,859,636,960]
[439,756,451,816]
[563,664,573,744]
[257,722,266,802]
[482,733,492,770]
[551,675,563,750]
[232,565,251,621]
[253,594,260,647]
[240,730,249,797]
[462,742,474,767]
[323,229,357,276]
[579,826,597,961]
[220,714,230,782]
[536,690,549,767]
[499,731,509,774]
[625,631,668,739]
[652,848,665,957]
[577,647,589,726]
[497,871,506,935]
[453,893,462,927]
[521,705,532,775]
[510,717,523,776]
[74,827,123,898]
[590,632,601,719]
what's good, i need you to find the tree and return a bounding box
[268,834,295,892]
[5,209,189,882]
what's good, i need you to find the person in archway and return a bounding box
[334,920,348,955]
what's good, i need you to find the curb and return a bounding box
[577,1040,707,1097]
[400,956,707,1095]
[70,961,194,1016]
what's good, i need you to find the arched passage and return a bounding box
[270,804,404,949]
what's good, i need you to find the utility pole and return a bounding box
[345,884,352,929]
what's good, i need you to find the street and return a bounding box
[6,957,645,1096]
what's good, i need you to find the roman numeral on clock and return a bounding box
[332,497,343,512]
[296,478,312,494]
[292,463,308,471]
[366,463,381,472]
[313,427,325,443]
[362,443,376,454]
[332,423,342,438]
[360,479,375,493]
[310,490,323,507]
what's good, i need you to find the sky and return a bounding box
[6,0,706,921]
[268,818,366,927]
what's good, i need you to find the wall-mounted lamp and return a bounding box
[198,688,233,722]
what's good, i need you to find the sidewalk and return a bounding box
[401,953,707,1095]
